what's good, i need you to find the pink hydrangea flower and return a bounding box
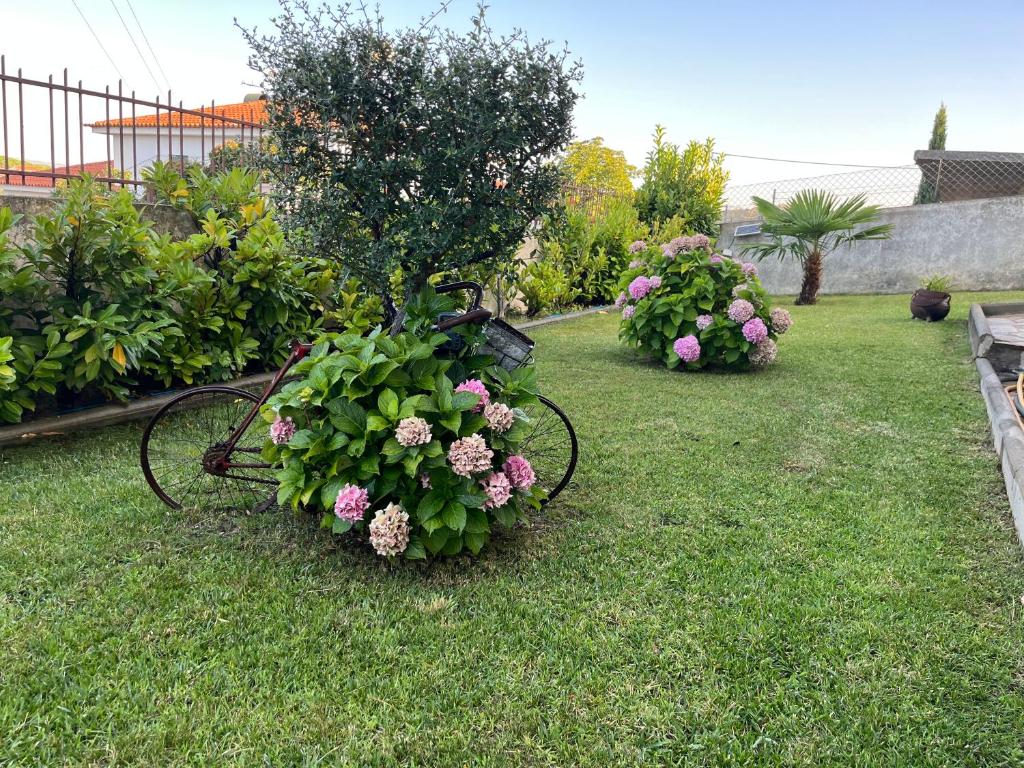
[484,402,515,433]
[503,455,536,490]
[368,502,411,556]
[628,240,647,253]
[448,433,493,477]
[334,483,370,523]
[269,415,296,445]
[481,471,513,509]
[649,275,662,289]
[673,335,701,363]
[614,291,628,308]
[692,234,711,249]
[420,473,432,489]
[742,317,769,344]
[455,378,489,412]
[669,236,692,254]
[395,416,431,447]
[622,305,635,320]
[749,338,778,366]
[741,262,758,277]
[628,275,653,300]
[709,254,723,264]
[628,259,646,269]
[770,307,793,334]
[728,298,755,323]
[696,314,714,331]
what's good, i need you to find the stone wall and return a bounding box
[718,195,1024,295]
[0,190,197,246]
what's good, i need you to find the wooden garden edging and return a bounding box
[0,307,608,449]
[969,301,1024,550]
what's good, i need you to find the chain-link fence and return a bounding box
[721,151,1024,223]
[721,166,921,223]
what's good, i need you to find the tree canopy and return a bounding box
[240,3,582,307]
[560,137,636,197]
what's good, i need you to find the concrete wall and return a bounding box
[0,190,197,246]
[719,195,1024,295]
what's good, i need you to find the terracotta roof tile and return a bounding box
[1,160,118,187]
[90,100,267,129]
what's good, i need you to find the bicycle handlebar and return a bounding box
[435,281,484,310]
[434,307,492,332]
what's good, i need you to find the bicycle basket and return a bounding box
[481,318,535,370]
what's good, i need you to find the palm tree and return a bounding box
[744,190,893,305]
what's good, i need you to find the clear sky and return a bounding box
[3,0,1022,185]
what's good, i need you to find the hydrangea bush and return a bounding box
[617,236,792,370]
[261,298,544,559]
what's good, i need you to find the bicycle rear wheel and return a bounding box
[516,395,578,504]
[140,385,274,511]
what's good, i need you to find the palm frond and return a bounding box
[742,188,892,262]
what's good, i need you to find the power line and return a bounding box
[109,0,161,94]
[125,0,171,91]
[717,152,911,169]
[71,0,127,83]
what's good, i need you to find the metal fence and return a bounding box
[722,152,1024,223]
[0,57,264,191]
[561,182,631,218]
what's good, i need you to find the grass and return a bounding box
[3,292,1024,766]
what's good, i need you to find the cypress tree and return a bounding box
[915,103,947,204]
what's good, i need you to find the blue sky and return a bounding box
[4,0,1023,184]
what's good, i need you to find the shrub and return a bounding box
[0,167,371,424]
[618,236,792,370]
[242,3,581,307]
[634,127,728,236]
[519,260,571,317]
[261,289,545,558]
[528,196,645,313]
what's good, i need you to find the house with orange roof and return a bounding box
[1,159,119,191]
[87,95,267,179]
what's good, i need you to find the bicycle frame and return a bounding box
[213,340,312,476]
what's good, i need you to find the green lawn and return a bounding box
[3,293,1024,766]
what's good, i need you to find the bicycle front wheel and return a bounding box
[140,385,274,511]
[517,395,578,504]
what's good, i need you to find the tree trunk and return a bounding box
[796,251,823,305]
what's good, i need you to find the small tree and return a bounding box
[561,137,636,198]
[744,190,893,305]
[240,3,581,320]
[914,103,947,204]
[634,126,728,236]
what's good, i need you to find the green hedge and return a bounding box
[0,164,380,424]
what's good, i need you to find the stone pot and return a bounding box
[911,289,952,322]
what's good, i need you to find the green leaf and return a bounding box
[423,527,450,554]
[416,490,446,522]
[442,502,467,532]
[366,412,391,432]
[321,478,345,511]
[463,531,487,555]
[378,388,400,419]
[328,399,366,435]
[404,536,427,560]
[381,437,405,457]
[331,516,353,535]
[465,507,490,533]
